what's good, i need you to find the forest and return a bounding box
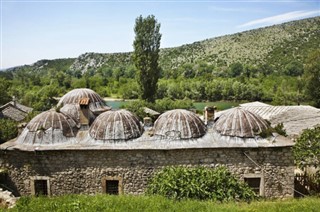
[0,55,317,111]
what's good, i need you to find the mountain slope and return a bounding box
[4,16,320,75]
[159,16,320,70]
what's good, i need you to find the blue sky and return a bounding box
[1,0,319,69]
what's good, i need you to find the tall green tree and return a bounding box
[304,50,320,107]
[133,15,161,102]
[294,126,320,168]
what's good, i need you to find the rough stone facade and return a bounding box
[0,147,294,198]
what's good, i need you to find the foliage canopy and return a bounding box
[132,15,161,103]
[293,126,320,168]
[304,50,320,107]
[0,118,18,144]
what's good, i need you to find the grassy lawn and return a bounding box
[2,195,320,212]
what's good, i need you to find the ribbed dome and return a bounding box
[17,110,79,145]
[58,88,110,114]
[89,109,143,141]
[214,107,269,138]
[153,109,206,139]
[60,103,81,127]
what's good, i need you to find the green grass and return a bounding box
[2,195,320,212]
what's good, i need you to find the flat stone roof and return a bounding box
[1,128,293,152]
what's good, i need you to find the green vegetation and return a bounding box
[294,126,320,168]
[303,50,320,107]
[3,195,320,212]
[147,166,256,201]
[1,17,319,111]
[0,119,18,144]
[259,123,287,138]
[133,15,161,103]
[293,126,320,195]
[122,98,194,119]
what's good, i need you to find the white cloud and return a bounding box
[238,10,320,28]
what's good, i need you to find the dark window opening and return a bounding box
[34,180,48,196]
[244,177,261,194]
[106,180,119,195]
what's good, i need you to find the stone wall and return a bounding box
[0,147,294,198]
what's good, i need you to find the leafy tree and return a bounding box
[284,61,304,76]
[0,118,18,144]
[132,15,161,103]
[0,78,12,105]
[155,98,193,113]
[206,80,223,101]
[229,62,243,77]
[181,64,195,78]
[294,126,320,168]
[304,50,320,107]
[121,100,152,119]
[258,64,273,76]
[120,81,140,99]
[147,166,256,201]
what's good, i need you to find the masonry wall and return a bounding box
[0,147,294,198]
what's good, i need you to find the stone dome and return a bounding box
[58,88,111,114]
[153,109,206,139]
[60,103,81,127]
[89,109,143,141]
[17,110,79,145]
[214,107,269,138]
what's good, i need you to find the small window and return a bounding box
[106,180,119,195]
[244,177,261,194]
[102,176,123,195]
[31,176,50,196]
[34,180,48,196]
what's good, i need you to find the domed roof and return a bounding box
[89,109,143,141]
[153,109,206,139]
[58,88,111,113]
[214,107,269,138]
[60,103,81,126]
[17,110,79,145]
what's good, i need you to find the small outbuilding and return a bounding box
[0,98,33,122]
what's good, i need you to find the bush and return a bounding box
[121,100,152,120]
[155,98,194,113]
[146,166,256,202]
[0,118,18,143]
[122,98,195,120]
[294,126,320,168]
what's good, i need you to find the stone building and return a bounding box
[0,88,294,198]
[0,97,33,122]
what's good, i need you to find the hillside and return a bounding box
[160,16,319,70]
[4,16,319,75]
[0,16,319,113]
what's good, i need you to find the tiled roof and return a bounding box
[0,100,33,122]
[0,105,27,122]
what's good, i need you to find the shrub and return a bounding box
[155,98,194,113]
[0,118,18,144]
[294,126,320,168]
[259,123,287,138]
[146,166,256,202]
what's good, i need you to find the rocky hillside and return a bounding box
[159,16,319,70]
[5,16,320,75]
